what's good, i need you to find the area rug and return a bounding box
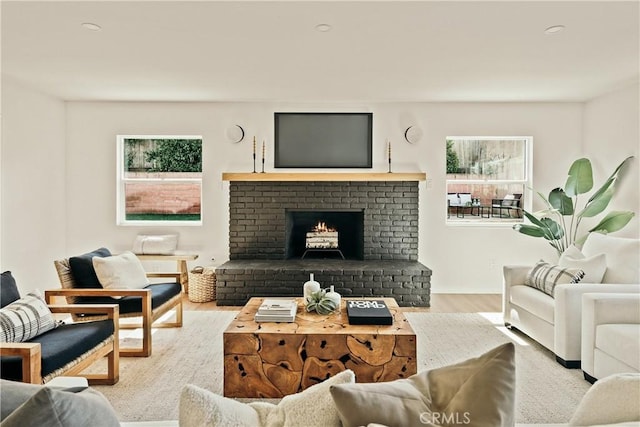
[87,311,590,423]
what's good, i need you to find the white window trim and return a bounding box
[445,136,533,228]
[116,135,203,227]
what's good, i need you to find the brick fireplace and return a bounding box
[216,174,431,306]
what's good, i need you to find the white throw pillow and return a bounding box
[582,233,640,284]
[132,234,178,255]
[569,373,640,426]
[179,369,356,427]
[559,244,607,283]
[92,251,149,293]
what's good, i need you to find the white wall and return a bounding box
[7,90,634,295]
[64,101,584,294]
[1,76,67,294]
[582,83,640,239]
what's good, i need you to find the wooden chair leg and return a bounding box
[119,294,153,357]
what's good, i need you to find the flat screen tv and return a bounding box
[274,112,373,168]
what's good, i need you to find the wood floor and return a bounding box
[182,293,502,313]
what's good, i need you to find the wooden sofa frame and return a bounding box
[0,304,119,385]
[49,258,183,357]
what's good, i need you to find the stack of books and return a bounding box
[254,299,298,323]
[346,300,393,325]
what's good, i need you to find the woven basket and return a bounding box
[188,266,216,303]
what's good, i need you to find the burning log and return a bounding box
[306,221,338,249]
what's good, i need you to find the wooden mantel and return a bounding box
[222,172,426,182]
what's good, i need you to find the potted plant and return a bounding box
[513,156,635,256]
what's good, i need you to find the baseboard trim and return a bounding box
[556,356,581,369]
[583,371,597,384]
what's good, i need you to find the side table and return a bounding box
[136,254,199,291]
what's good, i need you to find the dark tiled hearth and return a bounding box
[216,259,431,307]
[218,180,431,307]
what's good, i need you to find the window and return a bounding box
[117,135,203,226]
[445,137,532,225]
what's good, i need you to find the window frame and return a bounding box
[116,134,203,227]
[445,136,533,227]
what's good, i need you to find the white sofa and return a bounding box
[581,293,640,382]
[503,233,640,367]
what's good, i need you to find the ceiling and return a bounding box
[2,1,639,103]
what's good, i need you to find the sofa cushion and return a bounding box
[0,319,114,381]
[559,245,607,283]
[569,373,640,426]
[1,271,21,308]
[582,233,640,284]
[1,384,119,427]
[74,282,181,316]
[525,261,584,297]
[179,369,355,427]
[92,251,150,294]
[329,343,515,427]
[509,285,555,324]
[0,291,57,343]
[68,247,112,289]
[596,324,640,370]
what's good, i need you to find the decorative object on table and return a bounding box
[261,140,265,173]
[132,234,178,255]
[324,285,341,307]
[305,289,339,315]
[188,266,216,303]
[254,299,297,323]
[252,136,256,173]
[387,140,392,173]
[303,273,321,300]
[346,299,393,325]
[513,156,635,256]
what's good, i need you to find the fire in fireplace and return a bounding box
[305,221,341,258]
[285,210,364,260]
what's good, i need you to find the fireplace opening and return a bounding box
[285,209,364,260]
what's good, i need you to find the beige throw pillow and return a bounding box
[569,373,640,426]
[92,251,149,294]
[329,342,515,427]
[559,244,607,283]
[179,369,356,427]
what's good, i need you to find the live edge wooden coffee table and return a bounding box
[223,297,417,398]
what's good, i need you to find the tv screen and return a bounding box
[274,112,373,168]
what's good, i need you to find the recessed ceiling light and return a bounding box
[81,22,102,32]
[315,23,332,33]
[544,25,565,35]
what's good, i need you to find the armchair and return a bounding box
[0,304,119,385]
[581,293,640,383]
[492,193,522,218]
[49,252,183,357]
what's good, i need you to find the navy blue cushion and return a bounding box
[0,320,114,381]
[1,272,20,308]
[74,282,181,316]
[68,248,111,289]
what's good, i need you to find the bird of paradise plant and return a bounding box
[513,156,635,256]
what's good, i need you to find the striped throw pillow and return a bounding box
[0,291,57,342]
[525,261,585,297]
